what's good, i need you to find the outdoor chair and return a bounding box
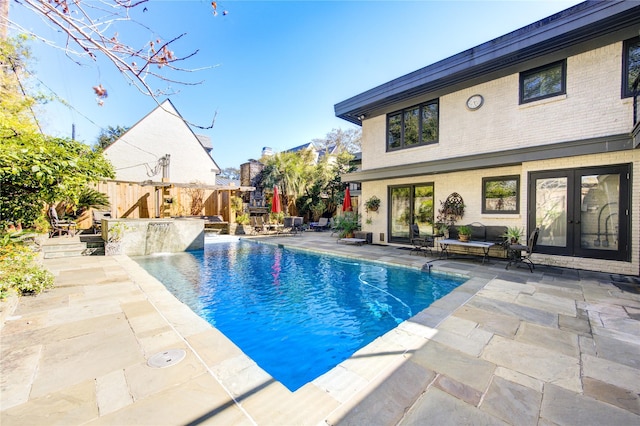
[48,207,77,237]
[251,216,265,234]
[506,227,539,272]
[92,210,111,234]
[311,217,330,231]
[410,224,434,256]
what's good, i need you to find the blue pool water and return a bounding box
[133,240,465,391]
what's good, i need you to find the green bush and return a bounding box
[0,237,53,298]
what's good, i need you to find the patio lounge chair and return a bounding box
[506,227,539,272]
[48,207,77,237]
[410,224,434,256]
[311,217,330,231]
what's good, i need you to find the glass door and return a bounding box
[389,183,434,243]
[529,165,630,261]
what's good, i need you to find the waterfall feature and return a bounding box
[145,222,181,255]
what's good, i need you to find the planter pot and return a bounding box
[367,206,379,212]
[234,224,247,235]
[458,235,470,242]
[105,241,123,256]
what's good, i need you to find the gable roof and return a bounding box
[335,1,640,125]
[104,99,221,183]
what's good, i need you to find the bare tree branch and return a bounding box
[4,0,223,128]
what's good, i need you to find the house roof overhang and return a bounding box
[335,1,640,125]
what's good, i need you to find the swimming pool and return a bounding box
[134,240,465,391]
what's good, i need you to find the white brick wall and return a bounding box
[360,152,639,276]
[361,42,633,171]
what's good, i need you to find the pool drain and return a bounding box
[147,349,186,368]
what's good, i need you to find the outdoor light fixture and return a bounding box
[358,114,366,121]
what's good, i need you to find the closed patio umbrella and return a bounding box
[342,187,352,212]
[272,186,282,213]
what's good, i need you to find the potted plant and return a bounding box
[234,213,250,235]
[364,196,381,213]
[334,212,360,238]
[457,225,472,242]
[503,226,524,244]
[105,222,128,255]
[436,223,449,238]
[436,192,465,227]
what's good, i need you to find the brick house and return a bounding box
[335,1,640,275]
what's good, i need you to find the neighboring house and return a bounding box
[335,1,640,275]
[104,99,221,184]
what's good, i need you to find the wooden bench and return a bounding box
[446,222,508,259]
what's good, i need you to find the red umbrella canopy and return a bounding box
[271,186,282,213]
[342,187,352,212]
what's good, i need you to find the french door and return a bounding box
[529,164,630,261]
[389,183,434,244]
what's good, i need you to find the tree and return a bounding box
[95,125,129,151]
[260,150,315,215]
[3,0,225,102]
[219,167,240,180]
[0,37,114,227]
[312,128,362,154]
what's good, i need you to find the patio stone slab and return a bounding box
[480,376,542,426]
[453,305,520,338]
[592,333,640,369]
[482,335,581,392]
[467,295,558,328]
[0,380,98,426]
[540,383,640,425]
[581,353,640,393]
[125,349,207,401]
[399,388,508,426]
[0,344,42,411]
[515,322,579,357]
[91,372,251,425]
[409,340,496,392]
[583,377,640,415]
[95,369,133,416]
[325,358,435,426]
[30,317,143,399]
[433,374,483,406]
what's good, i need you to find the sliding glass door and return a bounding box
[389,183,434,243]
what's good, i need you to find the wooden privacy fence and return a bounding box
[74,180,254,229]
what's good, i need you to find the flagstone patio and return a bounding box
[1,232,638,425]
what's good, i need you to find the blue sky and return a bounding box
[10,0,582,170]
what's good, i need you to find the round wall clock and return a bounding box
[466,94,484,110]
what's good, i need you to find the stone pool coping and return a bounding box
[1,232,639,425]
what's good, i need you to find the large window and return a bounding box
[623,36,640,98]
[519,60,566,104]
[482,176,520,214]
[387,100,438,151]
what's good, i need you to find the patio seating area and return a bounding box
[1,232,638,425]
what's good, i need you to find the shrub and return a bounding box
[0,238,53,298]
[236,213,250,225]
